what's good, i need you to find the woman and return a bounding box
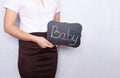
[4,0,61,78]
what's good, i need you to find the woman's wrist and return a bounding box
[30,35,40,43]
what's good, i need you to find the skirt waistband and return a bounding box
[19,32,47,48]
[29,32,47,37]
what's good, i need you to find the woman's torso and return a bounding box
[18,0,59,33]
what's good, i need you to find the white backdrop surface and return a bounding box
[0,0,120,78]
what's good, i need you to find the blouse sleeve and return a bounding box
[3,0,20,13]
[55,0,61,13]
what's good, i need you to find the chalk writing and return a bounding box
[51,25,79,45]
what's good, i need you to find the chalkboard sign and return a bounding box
[47,21,82,48]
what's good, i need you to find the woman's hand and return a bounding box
[34,36,54,48]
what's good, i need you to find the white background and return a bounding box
[0,0,120,78]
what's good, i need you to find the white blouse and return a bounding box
[4,0,61,33]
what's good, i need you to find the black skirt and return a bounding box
[18,32,58,78]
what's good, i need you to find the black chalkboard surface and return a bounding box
[47,21,82,48]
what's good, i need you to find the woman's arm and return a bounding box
[4,8,54,48]
[54,12,60,22]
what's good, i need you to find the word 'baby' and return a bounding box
[51,25,78,45]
